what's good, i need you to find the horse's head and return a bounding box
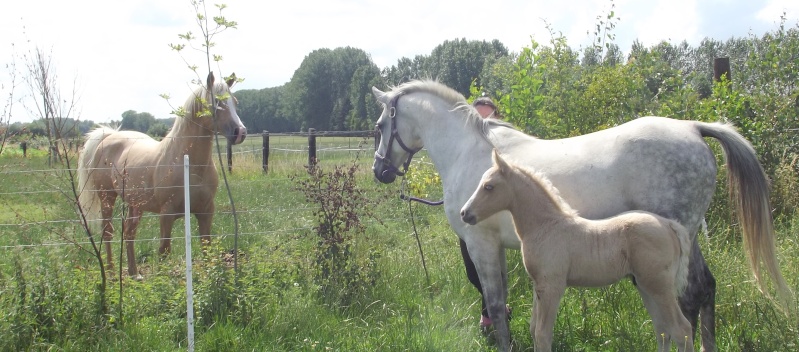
[371,86,423,184]
[198,72,247,144]
[460,150,513,225]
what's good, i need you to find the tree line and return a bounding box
[234,39,509,133]
[5,20,798,184]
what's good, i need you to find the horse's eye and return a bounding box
[484,184,493,191]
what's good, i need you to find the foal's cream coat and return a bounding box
[461,151,693,352]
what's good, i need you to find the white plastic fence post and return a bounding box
[184,155,195,352]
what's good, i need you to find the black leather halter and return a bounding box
[374,92,421,177]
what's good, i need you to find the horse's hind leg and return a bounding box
[698,258,716,352]
[195,211,214,246]
[678,239,716,351]
[158,214,179,256]
[124,207,143,280]
[100,192,116,272]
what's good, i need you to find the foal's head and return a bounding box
[460,150,515,225]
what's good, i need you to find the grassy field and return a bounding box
[0,136,797,351]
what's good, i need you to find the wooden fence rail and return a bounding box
[226,129,378,173]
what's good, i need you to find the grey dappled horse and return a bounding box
[371,80,791,352]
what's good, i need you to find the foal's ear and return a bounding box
[372,86,389,105]
[492,149,509,172]
[226,72,237,88]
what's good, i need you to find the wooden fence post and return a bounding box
[268,130,269,173]
[308,128,317,168]
[226,139,233,173]
[714,57,731,83]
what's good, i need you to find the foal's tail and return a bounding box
[696,121,794,313]
[670,221,692,296]
[77,126,117,233]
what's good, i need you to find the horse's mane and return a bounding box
[391,79,518,144]
[510,162,579,217]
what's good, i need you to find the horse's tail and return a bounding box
[670,221,692,296]
[696,121,794,313]
[77,126,117,233]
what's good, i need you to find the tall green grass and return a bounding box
[0,138,797,351]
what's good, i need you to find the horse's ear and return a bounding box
[226,72,237,88]
[372,86,389,104]
[206,72,215,91]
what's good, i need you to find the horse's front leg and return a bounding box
[123,206,143,280]
[194,210,214,246]
[158,213,179,256]
[467,235,510,351]
[532,281,565,352]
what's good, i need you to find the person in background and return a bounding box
[462,96,509,331]
[472,96,501,119]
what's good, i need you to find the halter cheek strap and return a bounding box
[375,91,420,176]
[376,92,444,206]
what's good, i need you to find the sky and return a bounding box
[1,0,798,124]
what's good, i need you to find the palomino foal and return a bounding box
[460,151,694,352]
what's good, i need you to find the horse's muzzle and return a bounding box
[372,155,398,184]
[373,166,397,184]
[232,127,247,145]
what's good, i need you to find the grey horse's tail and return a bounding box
[77,125,118,233]
[696,121,794,313]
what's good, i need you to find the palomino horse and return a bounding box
[460,150,694,352]
[371,80,791,352]
[77,72,247,279]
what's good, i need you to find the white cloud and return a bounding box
[630,0,700,46]
[757,0,799,23]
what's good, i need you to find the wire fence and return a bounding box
[0,133,441,254]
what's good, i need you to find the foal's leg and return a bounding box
[531,281,565,352]
[123,207,143,280]
[679,239,716,351]
[636,276,694,352]
[638,286,694,352]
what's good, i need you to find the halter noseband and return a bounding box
[375,91,421,177]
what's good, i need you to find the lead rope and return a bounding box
[400,177,442,300]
